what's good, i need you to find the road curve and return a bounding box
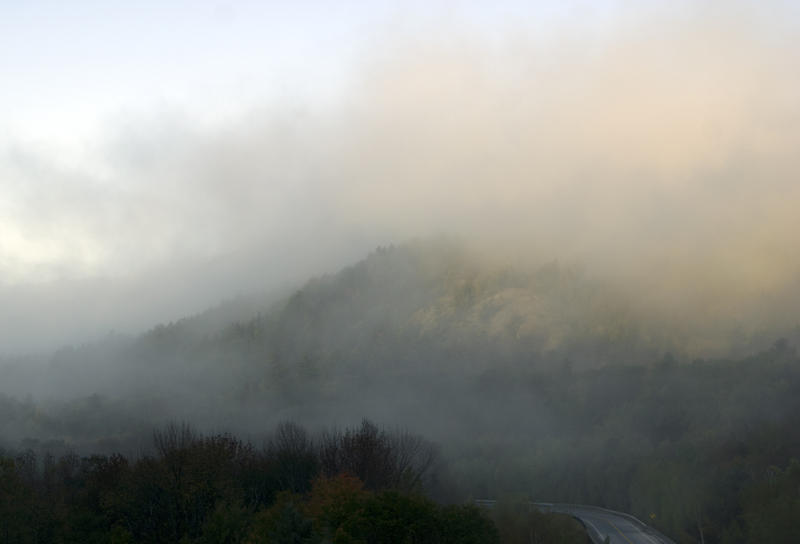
[535,503,676,544]
[474,500,675,544]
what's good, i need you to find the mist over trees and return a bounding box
[1,240,800,542]
[4,2,800,542]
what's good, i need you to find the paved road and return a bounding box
[474,500,675,544]
[536,503,676,544]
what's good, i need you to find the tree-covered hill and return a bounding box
[2,240,800,542]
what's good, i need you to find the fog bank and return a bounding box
[2,1,799,353]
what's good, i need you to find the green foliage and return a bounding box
[306,474,369,541]
[357,491,442,543]
[199,502,251,544]
[248,492,315,544]
[0,455,37,543]
[491,499,587,544]
[738,460,800,543]
[303,474,498,544]
[108,525,135,544]
[0,421,491,544]
[439,504,500,544]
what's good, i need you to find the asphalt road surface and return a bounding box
[537,504,676,544]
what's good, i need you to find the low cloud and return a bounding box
[1,1,799,353]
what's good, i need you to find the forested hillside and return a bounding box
[2,241,800,542]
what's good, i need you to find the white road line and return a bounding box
[640,531,661,544]
[583,519,606,542]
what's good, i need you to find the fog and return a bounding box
[3,8,800,538]
[2,2,799,356]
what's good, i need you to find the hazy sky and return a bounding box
[1,1,601,282]
[1,1,799,354]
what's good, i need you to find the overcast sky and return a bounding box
[1,1,799,354]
